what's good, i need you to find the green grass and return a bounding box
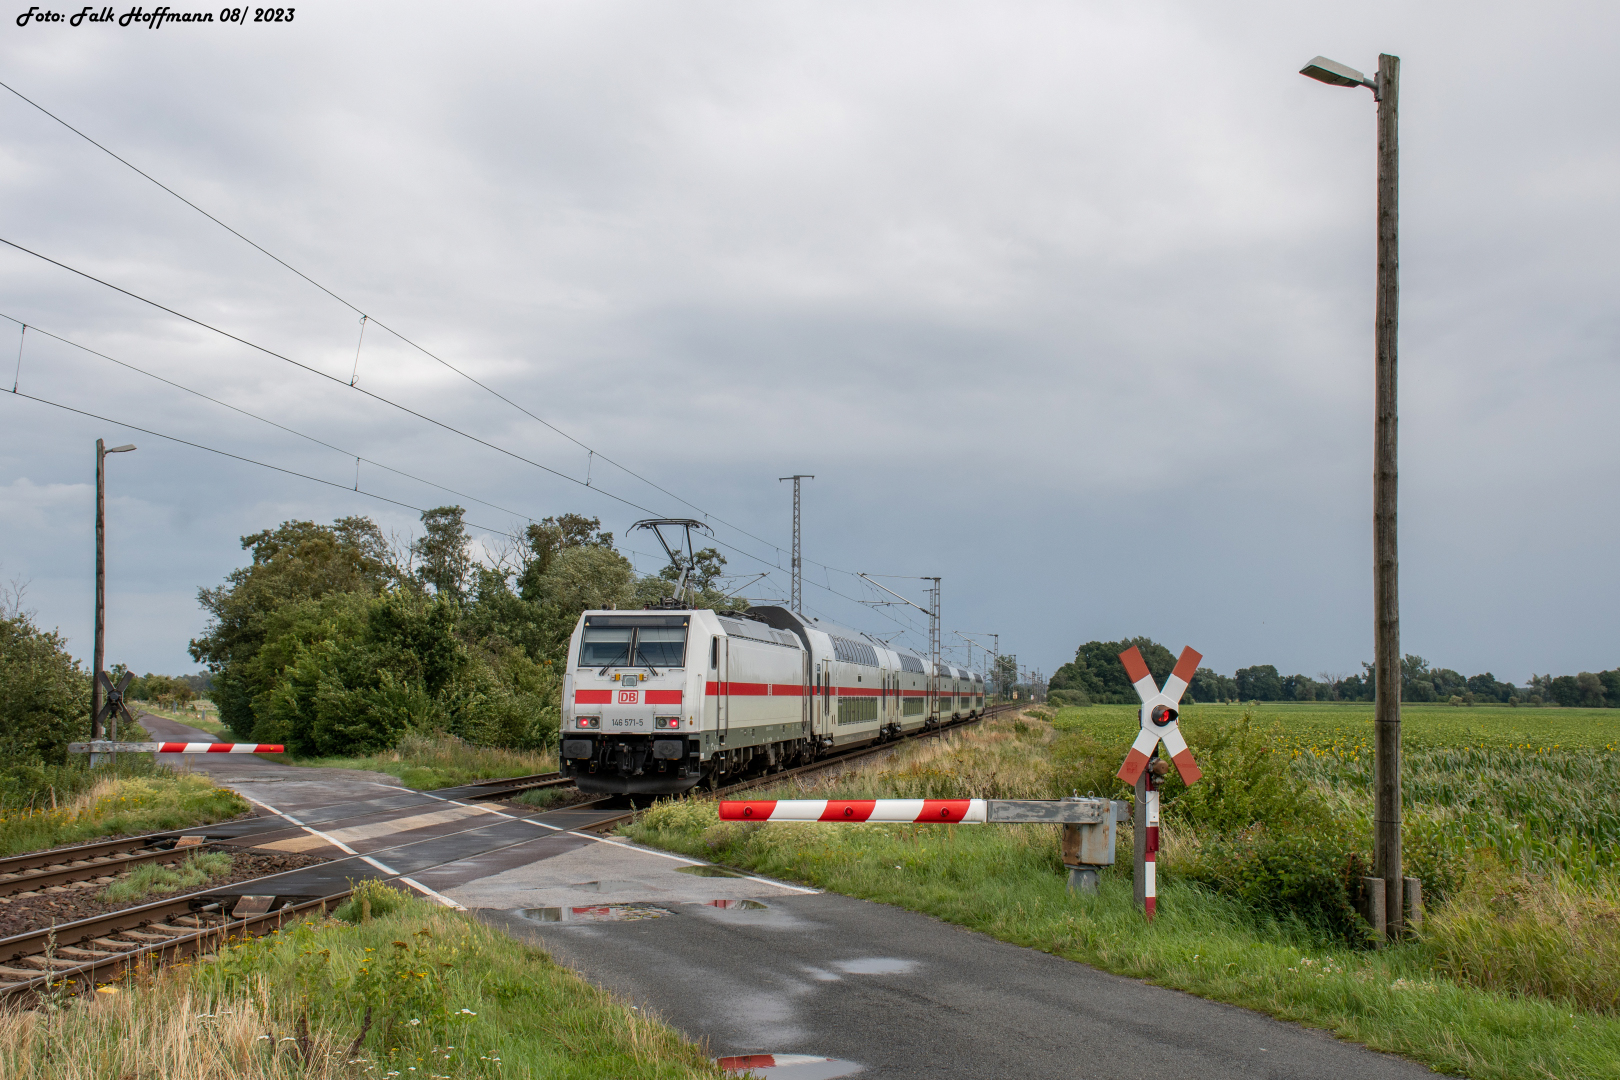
[627,713,1620,1079]
[283,732,557,790]
[102,851,234,903]
[0,773,249,857]
[0,893,732,1079]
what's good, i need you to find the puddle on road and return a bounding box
[676,864,746,878]
[834,957,918,975]
[718,1054,862,1079]
[698,899,768,910]
[522,903,676,923]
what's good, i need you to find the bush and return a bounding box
[0,613,90,768]
[1179,826,1374,944]
[1169,711,1330,834]
[1047,689,1091,707]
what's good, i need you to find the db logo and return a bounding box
[617,690,638,704]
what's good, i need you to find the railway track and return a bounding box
[0,833,214,898]
[576,701,1024,834]
[0,887,351,1001]
[0,704,1025,1000]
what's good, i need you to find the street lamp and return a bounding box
[1300,53,1403,940]
[91,439,136,748]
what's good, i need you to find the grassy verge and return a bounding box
[284,732,557,790]
[0,773,249,856]
[626,714,1620,1080]
[0,890,730,1080]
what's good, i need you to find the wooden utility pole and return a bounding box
[1372,53,1403,939]
[91,439,135,745]
[92,438,107,740]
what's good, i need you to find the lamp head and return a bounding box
[1300,56,1374,90]
[107,444,136,453]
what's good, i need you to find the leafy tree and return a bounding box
[1575,671,1607,707]
[1549,674,1582,708]
[1402,654,1437,702]
[1280,673,1318,702]
[1050,637,1174,704]
[412,506,472,600]
[1234,664,1282,702]
[1599,670,1620,706]
[190,517,395,738]
[1188,667,1235,703]
[659,547,727,593]
[0,613,90,767]
[515,514,614,603]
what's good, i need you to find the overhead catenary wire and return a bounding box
[0,76,817,564]
[0,76,891,588]
[3,388,512,534]
[0,311,542,527]
[0,85,945,643]
[0,238,926,633]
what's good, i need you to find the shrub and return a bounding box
[1169,711,1331,834]
[1178,825,1374,944]
[0,613,90,768]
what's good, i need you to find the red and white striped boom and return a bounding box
[68,741,284,754]
[722,799,986,823]
[719,797,1120,825]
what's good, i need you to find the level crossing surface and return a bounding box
[141,714,1437,1079]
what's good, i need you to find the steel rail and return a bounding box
[575,702,1023,834]
[0,891,351,1002]
[0,835,212,898]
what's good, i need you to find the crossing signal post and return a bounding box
[1115,645,1204,920]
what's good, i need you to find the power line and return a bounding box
[0,75,829,567]
[0,80,952,630]
[1,238,933,633]
[0,311,542,527]
[3,388,512,534]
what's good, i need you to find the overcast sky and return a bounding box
[1,0,1616,684]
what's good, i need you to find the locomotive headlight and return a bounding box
[577,716,601,729]
[654,716,680,729]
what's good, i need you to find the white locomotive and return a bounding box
[559,605,986,795]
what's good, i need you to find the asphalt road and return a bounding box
[483,883,1439,1080]
[137,712,1436,1079]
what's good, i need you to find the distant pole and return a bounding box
[927,577,941,724]
[90,439,136,745]
[778,475,813,612]
[1372,53,1403,939]
[92,439,106,740]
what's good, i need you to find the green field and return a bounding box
[1062,700,1620,751]
[1055,702,1620,883]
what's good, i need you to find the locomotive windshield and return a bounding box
[579,627,632,667]
[578,616,689,669]
[635,627,688,667]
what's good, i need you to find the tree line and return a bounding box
[190,507,738,756]
[1048,637,1620,707]
[0,507,733,777]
